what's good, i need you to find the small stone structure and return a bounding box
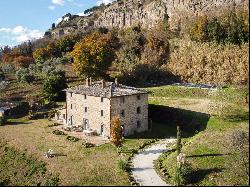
[56,79,149,139]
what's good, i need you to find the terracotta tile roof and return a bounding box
[64,81,148,98]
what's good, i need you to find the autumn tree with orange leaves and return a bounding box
[110,116,123,147]
[71,31,117,79]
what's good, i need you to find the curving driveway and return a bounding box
[131,139,176,186]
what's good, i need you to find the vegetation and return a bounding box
[110,116,123,147]
[189,10,249,44]
[166,39,248,85]
[153,85,249,186]
[72,31,117,79]
[0,116,7,126]
[42,70,67,102]
[0,139,59,186]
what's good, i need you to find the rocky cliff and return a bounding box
[47,0,249,38]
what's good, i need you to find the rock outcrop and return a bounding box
[47,0,249,38]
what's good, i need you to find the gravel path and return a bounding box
[131,139,176,186]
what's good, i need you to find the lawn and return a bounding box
[151,85,249,186]
[0,85,248,186]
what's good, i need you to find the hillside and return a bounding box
[46,0,249,38]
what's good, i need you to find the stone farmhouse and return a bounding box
[56,78,149,139]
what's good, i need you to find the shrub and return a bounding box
[0,116,7,126]
[82,142,95,148]
[117,159,128,172]
[180,162,194,185]
[110,116,123,147]
[48,123,61,127]
[0,70,5,81]
[66,136,79,142]
[52,130,66,135]
[1,64,15,74]
[15,68,35,83]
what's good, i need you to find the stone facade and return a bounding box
[63,80,149,138]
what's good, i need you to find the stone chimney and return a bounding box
[115,78,119,87]
[101,80,106,89]
[86,78,90,86]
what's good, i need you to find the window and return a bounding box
[121,110,125,117]
[137,95,141,100]
[121,97,125,103]
[137,121,141,128]
[84,95,87,99]
[71,104,73,109]
[63,114,66,119]
[101,97,104,102]
[85,107,87,112]
[137,107,141,114]
[70,92,73,97]
[101,110,104,116]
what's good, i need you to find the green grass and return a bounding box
[152,85,249,186]
[0,139,59,186]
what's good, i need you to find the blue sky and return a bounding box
[0,0,115,47]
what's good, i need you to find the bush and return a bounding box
[1,64,15,74]
[52,130,66,135]
[0,71,5,81]
[180,162,194,185]
[48,123,61,127]
[117,159,128,172]
[15,68,35,83]
[66,136,79,142]
[0,116,7,126]
[82,142,95,148]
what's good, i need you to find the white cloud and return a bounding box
[97,0,115,5]
[52,0,65,6]
[48,5,56,10]
[0,26,43,43]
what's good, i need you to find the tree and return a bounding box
[33,47,51,61]
[207,17,225,43]
[15,68,34,83]
[42,70,67,102]
[13,56,34,68]
[0,70,5,81]
[189,15,209,42]
[176,125,182,186]
[71,31,117,78]
[110,116,123,147]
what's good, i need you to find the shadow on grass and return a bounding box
[187,168,224,184]
[129,104,210,139]
[187,153,231,158]
[226,111,249,122]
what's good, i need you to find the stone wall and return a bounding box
[110,94,148,136]
[66,91,149,138]
[66,92,111,138]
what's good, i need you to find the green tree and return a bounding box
[207,17,225,43]
[42,70,67,102]
[176,125,182,186]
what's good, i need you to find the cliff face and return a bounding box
[48,0,248,38]
[94,0,248,30]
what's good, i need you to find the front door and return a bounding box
[83,119,89,130]
[100,124,104,136]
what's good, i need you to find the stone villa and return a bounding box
[56,78,149,138]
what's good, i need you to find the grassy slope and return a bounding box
[148,85,249,186]
[0,139,59,186]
